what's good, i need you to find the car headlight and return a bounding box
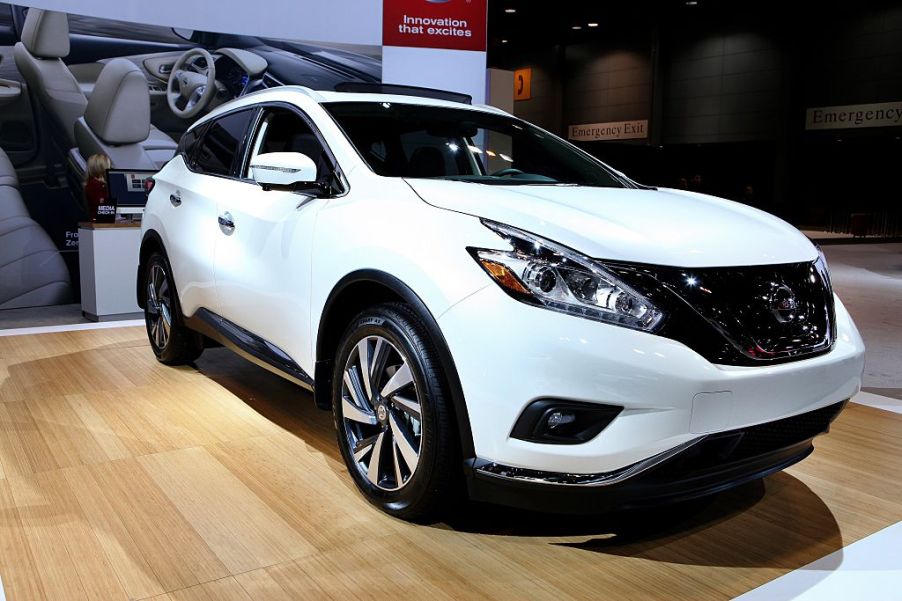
[468,220,664,331]
[814,243,832,289]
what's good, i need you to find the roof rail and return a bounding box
[333,82,472,104]
[284,85,328,102]
[474,103,512,116]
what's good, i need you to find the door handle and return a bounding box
[218,212,235,233]
[169,192,181,207]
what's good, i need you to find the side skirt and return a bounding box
[184,308,314,392]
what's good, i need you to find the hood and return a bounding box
[405,180,817,268]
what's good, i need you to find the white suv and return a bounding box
[139,86,865,520]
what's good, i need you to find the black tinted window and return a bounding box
[194,110,256,176]
[324,102,626,188]
[249,108,330,181]
[177,126,204,167]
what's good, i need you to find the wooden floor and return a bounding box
[0,326,900,600]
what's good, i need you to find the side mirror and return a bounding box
[250,152,318,188]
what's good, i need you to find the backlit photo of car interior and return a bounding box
[0,1,899,600]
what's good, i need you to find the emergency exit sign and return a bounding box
[568,120,648,141]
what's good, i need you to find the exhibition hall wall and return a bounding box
[0,0,488,310]
[493,2,902,228]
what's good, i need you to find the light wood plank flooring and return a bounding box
[0,326,899,600]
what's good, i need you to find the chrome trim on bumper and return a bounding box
[473,437,707,487]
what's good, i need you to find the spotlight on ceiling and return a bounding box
[501,39,508,44]
[588,22,599,27]
[504,8,516,13]
[685,0,698,5]
[572,25,582,30]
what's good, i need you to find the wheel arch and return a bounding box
[136,229,167,310]
[315,269,475,459]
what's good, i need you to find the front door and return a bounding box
[213,106,334,375]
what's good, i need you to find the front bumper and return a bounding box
[464,400,847,514]
[437,283,865,478]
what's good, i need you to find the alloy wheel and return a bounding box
[341,335,423,491]
[146,264,173,350]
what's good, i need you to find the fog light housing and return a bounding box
[546,410,576,429]
[510,399,622,444]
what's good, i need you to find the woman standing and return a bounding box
[84,153,111,220]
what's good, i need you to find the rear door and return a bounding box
[159,108,257,317]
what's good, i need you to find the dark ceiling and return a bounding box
[487,0,706,63]
[486,0,901,66]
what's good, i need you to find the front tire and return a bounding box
[332,302,460,521]
[143,252,203,365]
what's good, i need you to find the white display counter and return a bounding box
[78,222,143,321]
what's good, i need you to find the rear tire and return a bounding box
[143,252,203,365]
[332,302,460,522]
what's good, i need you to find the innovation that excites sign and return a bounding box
[383,0,487,51]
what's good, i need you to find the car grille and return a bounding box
[650,400,847,479]
[610,260,836,365]
[726,401,846,459]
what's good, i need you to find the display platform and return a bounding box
[0,324,898,600]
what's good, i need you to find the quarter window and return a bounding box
[193,109,256,177]
[176,125,204,169]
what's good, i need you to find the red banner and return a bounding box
[383,0,487,52]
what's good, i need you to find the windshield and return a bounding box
[323,102,628,187]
